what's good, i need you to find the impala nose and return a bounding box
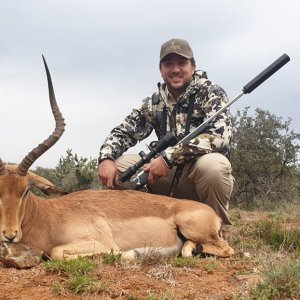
[3,231,17,243]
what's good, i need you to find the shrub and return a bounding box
[53,149,102,192]
[230,107,300,208]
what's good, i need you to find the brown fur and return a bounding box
[0,165,234,260]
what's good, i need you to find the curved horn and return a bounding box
[17,56,65,176]
[0,158,6,175]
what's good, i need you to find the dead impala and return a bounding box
[0,58,234,260]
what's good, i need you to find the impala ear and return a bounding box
[28,171,67,195]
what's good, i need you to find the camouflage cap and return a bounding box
[160,38,194,63]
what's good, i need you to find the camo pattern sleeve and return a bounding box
[98,98,154,163]
[163,80,232,166]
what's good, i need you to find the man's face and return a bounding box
[160,53,196,95]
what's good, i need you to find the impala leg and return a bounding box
[182,240,197,257]
[174,205,235,258]
[201,239,235,257]
[182,239,234,258]
[50,238,120,260]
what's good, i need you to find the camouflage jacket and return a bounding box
[98,71,232,166]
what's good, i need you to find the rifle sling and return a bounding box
[184,93,196,136]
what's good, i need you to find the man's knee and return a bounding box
[189,153,234,192]
[115,154,141,173]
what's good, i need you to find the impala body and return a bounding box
[0,58,234,260]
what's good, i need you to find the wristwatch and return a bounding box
[161,152,173,168]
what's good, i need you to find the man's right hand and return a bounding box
[98,159,119,188]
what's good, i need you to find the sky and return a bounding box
[0,0,299,168]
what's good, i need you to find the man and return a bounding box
[98,38,234,238]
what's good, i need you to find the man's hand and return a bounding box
[144,156,172,184]
[98,159,119,188]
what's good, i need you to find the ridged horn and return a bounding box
[17,56,66,176]
[0,158,6,175]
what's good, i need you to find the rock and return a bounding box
[243,251,251,258]
[0,242,43,269]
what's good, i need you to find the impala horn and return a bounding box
[0,159,6,175]
[17,56,65,176]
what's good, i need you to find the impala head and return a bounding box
[0,56,65,243]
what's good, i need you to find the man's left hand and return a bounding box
[143,156,172,184]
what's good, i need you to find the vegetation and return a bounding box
[100,250,122,266]
[44,257,106,295]
[231,208,300,255]
[170,256,199,268]
[231,206,300,300]
[230,107,300,208]
[35,149,102,193]
[249,259,300,300]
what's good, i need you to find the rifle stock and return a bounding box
[120,54,290,190]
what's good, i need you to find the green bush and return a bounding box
[34,149,102,193]
[53,149,102,192]
[230,107,300,208]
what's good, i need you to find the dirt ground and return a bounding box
[0,252,261,300]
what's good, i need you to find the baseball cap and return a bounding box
[160,38,194,63]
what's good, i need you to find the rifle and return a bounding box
[119,53,290,190]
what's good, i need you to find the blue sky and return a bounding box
[0,0,298,168]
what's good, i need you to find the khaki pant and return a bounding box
[115,153,234,227]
